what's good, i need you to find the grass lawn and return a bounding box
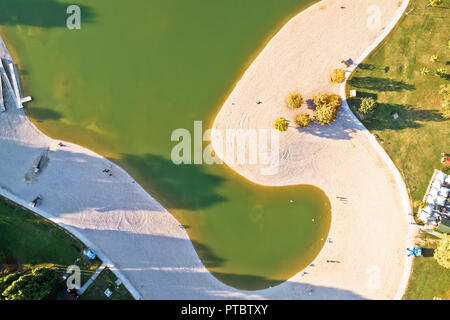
[346,0,450,300]
[346,0,449,208]
[80,267,134,300]
[0,195,101,295]
[404,232,450,300]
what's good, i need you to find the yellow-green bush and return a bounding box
[295,113,312,128]
[273,118,289,132]
[313,93,342,109]
[434,234,450,270]
[286,93,304,109]
[331,68,346,83]
[359,97,377,115]
[315,104,338,125]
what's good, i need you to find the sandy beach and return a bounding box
[0,0,414,300]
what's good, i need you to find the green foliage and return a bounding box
[430,54,438,62]
[420,67,430,75]
[295,113,312,128]
[286,93,304,109]
[315,105,338,125]
[436,68,447,78]
[1,267,57,300]
[313,93,329,107]
[434,235,450,270]
[313,93,342,109]
[443,107,450,119]
[442,166,450,175]
[273,118,289,132]
[428,0,443,7]
[440,84,450,118]
[312,93,341,125]
[359,97,377,115]
[331,68,346,83]
[0,272,21,295]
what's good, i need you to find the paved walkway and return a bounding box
[78,264,106,295]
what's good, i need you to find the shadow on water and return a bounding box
[121,153,227,211]
[348,77,416,92]
[192,240,282,290]
[0,0,96,28]
[69,228,366,298]
[28,107,63,122]
[211,272,284,291]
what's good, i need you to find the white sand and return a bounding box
[211,0,415,300]
[0,0,414,300]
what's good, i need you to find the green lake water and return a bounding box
[0,0,331,290]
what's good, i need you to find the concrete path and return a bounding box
[78,264,107,295]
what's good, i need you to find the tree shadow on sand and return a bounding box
[120,153,227,211]
[348,77,416,92]
[0,0,96,28]
[68,227,367,299]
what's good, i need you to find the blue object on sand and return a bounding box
[407,247,422,257]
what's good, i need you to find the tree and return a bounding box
[428,0,443,7]
[315,105,338,125]
[434,234,450,269]
[440,84,450,118]
[0,272,21,296]
[436,68,447,78]
[273,118,289,132]
[313,93,342,109]
[359,97,377,115]
[2,267,57,300]
[430,54,438,62]
[295,113,312,128]
[442,166,450,175]
[443,106,450,119]
[331,68,346,83]
[286,93,304,109]
[313,93,329,108]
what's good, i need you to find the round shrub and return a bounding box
[313,93,329,108]
[295,113,312,128]
[313,93,342,109]
[434,234,450,270]
[273,118,289,132]
[442,106,450,119]
[436,68,448,78]
[359,97,377,115]
[442,166,450,175]
[328,94,342,109]
[286,93,304,109]
[315,105,338,125]
[331,68,346,83]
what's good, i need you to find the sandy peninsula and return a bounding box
[0,0,414,300]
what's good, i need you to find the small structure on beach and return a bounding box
[418,170,450,233]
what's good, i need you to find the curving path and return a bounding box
[0,0,414,300]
